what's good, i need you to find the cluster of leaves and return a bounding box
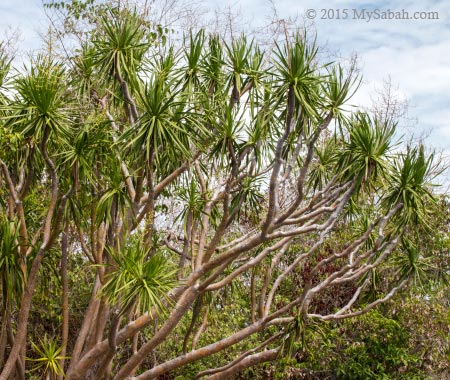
[28,335,68,380]
[98,241,178,315]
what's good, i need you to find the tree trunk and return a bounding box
[59,223,70,380]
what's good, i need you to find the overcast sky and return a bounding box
[1,0,450,171]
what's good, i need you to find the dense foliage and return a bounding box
[0,1,448,379]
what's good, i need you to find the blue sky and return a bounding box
[236,0,450,153]
[1,0,450,172]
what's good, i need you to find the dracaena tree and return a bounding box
[0,3,444,380]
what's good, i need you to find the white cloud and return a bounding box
[291,0,450,151]
[0,0,47,54]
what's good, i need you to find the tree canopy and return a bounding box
[0,2,448,380]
